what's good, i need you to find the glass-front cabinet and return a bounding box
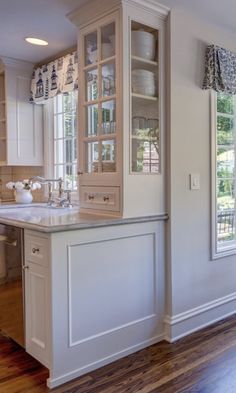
[80,18,118,175]
[73,0,168,216]
[131,21,159,174]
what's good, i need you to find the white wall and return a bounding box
[165,6,236,336]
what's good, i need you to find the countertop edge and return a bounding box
[0,213,169,233]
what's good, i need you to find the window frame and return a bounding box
[44,91,78,199]
[211,90,236,259]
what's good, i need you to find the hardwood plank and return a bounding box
[1,315,236,392]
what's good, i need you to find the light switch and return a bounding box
[190,174,200,190]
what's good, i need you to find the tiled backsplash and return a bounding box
[0,166,46,202]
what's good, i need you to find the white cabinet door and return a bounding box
[5,64,43,166]
[24,261,49,367]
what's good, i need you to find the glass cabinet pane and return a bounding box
[85,141,99,173]
[130,20,159,173]
[84,31,98,66]
[85,68,98,101]
[85,104,98,137]
[102,100,116,134]
[101,139,116,172]
[102,63,116,97]
[132,137,159,173]
[82,20,117,176]
[101,22,115,60]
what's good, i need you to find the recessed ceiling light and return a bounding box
[25,37,48,46]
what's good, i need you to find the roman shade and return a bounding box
[203,44,236,94]
[30,51,78,103]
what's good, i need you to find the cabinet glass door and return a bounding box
[130,21,160,173]
[82,20,117,174]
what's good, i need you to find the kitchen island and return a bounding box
[0,204,167,388]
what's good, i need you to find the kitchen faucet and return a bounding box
[28,176,72,208]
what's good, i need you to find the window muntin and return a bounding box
[215,93,236,254]
[53,91,78,190]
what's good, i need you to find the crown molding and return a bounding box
[0,56,34,70]
[124,0,170,18]
[68,0,169,27]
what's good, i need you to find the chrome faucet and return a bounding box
[28,176,72,208]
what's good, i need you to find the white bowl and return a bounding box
[132,84,156,96]
[88,49,98,64]
[102,43,114,59]
[131,31,156,60]
[132,69,155,79]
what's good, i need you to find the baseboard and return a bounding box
[47,333,164,388]
[164,292,236,342]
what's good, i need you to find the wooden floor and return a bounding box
[1,315,236,392]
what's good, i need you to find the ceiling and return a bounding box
[0,0,236,65]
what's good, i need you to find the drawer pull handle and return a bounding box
[103,196,110,202]
[32,247,40,254]
[77,171,83,175]
[88,194,94,200]
[22,265,29,270]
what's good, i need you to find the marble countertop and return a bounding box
[0,203,168,233]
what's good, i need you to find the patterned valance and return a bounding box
[30,51,78,103]
[203,45,236,94]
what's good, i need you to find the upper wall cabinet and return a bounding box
[69,0,169,217]
[0,57,43,166]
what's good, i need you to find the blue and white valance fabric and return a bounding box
[30,51,78,103]
[203,45,236,94]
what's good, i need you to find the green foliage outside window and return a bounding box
[216,93,236,244]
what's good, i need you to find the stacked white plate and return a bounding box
[132,69,156,96]
[131,30,155,60]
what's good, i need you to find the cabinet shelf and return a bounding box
[131,55,158,67]
[131,135,157,141]
[83,133,116,142]
[132,93,158,101]
[84,94,116,106]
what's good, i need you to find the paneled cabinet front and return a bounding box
[0,58,43,166]
[78,13,122,214]
[24,233,50,368]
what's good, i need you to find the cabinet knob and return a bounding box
[103,196,110,202]
[88,194,94,200]
[32,247,40,254]
[22,265,29,270]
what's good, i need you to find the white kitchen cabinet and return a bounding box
[0,57,43,166]
[24,232,50,367]
[69,0,168,217]
[23,216,165,389]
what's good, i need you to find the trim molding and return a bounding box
[47,333,164,388]
[67,232,157,347]
[0,56,33,70]
[164,292,236,342]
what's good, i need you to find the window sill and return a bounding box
[212,244,236,260]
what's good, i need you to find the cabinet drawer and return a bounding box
[80,186,120,212]
[25,235,49,266]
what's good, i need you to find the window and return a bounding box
[212,92,236,257]
[53,91,78,191]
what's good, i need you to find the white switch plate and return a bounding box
[190,174,200,190]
